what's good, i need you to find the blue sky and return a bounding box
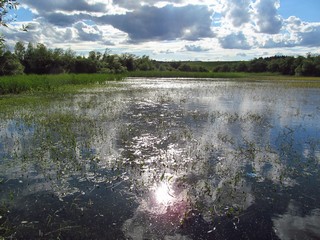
[2,0,320,61]
[279,0,320,22]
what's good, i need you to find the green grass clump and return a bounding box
[0,73,124,95]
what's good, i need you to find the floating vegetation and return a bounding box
[0,78,320,239]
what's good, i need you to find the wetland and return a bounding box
[0,78,320,239]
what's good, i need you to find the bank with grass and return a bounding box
[1,72,320,96]
[0,73,124,95]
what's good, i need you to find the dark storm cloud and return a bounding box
[95,5,214,42]
[43,12,85,27]
[219,32,251,49]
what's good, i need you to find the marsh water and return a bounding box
[0,78,320,239]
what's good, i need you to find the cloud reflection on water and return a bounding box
[0,79,320,239]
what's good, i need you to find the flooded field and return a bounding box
[0,78,320,239]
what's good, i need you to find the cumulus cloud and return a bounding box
[22,0,106,14]
[185,44,209,52]
[95,5,214,42]
[260,17,320,48]
[19,0,216,43]
[113,0,192,10]
[253,0,282,34]
[73,21,103,42]
[219,32,251,49]
[236,53,247,57]
[299,25,320,47]
[284,16,320,47]
[2,24,40,45]
[3,0,320,60]
[285,16,303,31]
[222,0,251,27]
[43,12,86,27]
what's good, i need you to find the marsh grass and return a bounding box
[126,71,247,78]
[0,73,124,95]
[1,72,320,96]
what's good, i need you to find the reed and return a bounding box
[0,73,124,95]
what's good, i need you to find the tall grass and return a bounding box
[1,72,320,95]
[0,73,124,95]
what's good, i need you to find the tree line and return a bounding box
[0,41,211,75]
[213,55,320,76]
[0,41,157,75]
[1,41,320,76]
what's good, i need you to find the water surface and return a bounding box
[0,78,320,239]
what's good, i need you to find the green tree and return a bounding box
[314,55,320,76]
[74,57,97,73]
[0,0,18,25]
[14,40,25,61]
[178,63,192,72]
[119,53,136,71]
[248,58,267,72]
[234,62,248,72]
[301,60,316,76]
[24,43,55,74]
[1,0,19,45]
[278,57,295,75]
[136,55,155,71]
[267,61,280,73]
[0,50,24,75]
[62,48,76,72]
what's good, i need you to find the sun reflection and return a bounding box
[155,182,174,205]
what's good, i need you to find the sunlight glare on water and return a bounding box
[155,182,174,205]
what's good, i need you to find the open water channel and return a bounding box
[0,78,320,239]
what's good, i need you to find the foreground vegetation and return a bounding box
[0,73,125,95]
[1,72,320,96]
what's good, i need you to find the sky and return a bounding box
[2,0,320,61]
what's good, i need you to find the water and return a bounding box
[0,78,320,239]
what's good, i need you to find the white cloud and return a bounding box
[2,0,320,60]
[219,32,251,49]
[252,0,283,34]
[259,17,320,48]
[73,21,102,41]
[222,0,251,27]
[94,5,214,42]
[184,44,209,52]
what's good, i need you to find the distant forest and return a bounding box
[1,41,320,76]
